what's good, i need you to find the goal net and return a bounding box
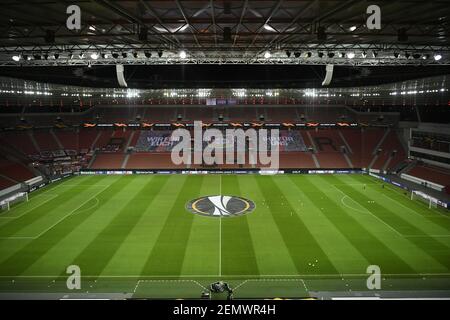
[411,190,438,209]
[0,192,28,212]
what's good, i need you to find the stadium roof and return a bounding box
[0,0,449,66]
[0,74,448,107]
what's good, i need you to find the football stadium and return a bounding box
[0,0,449,302]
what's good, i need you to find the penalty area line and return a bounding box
[0,184,110,240]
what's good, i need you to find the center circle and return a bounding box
[186,195,255,217]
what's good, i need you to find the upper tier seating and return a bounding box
[33,131,59,151]
[0,131,39,155]
[55,130,79,150]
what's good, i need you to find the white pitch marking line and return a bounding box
[3,272,450,278]
[219,174,222,277]
[341,196,367,214]
[300,279,309,292]
[71,197,99,216]
[32,184,110,239]
[0,194,59,220]
[369,178,450,220]
[132,279,207,293]
[331,184,404,237]
[133,280,141,293]
[0,184,111,240]
[233,279,248,291]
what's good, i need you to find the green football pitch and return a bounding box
[0,173,449,299]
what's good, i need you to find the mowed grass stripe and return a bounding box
[0,176,129,276]
[140,175,205,276]
[100,176,189,276]
[294,175,416,274]
[255,176,338,275]
[62,176,170,277]
[3,175,82,215]
[180,175,220,276]
[353,175,450,233]
[221,175,259,276]
[330,175,450,270]
[22,176,147,276]
[277,175,370,274]
[0,176,100,237]
[241,176,298,275]
[321,176,448,273]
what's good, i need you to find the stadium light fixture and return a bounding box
[285,50,291,58]
[361,51,367,58]
[422,54,429,60]
[394,52,400,58]
[294,51,301,58]
[12,55,21,62]
[347,52,355,59]
[158,50,163,58]
[327,52,335,58]
[372,51,378,58]
[144,51,152,58]
[434,54,442,61]
[54,53,59,60]
[264,51,271,59]
[112,53,119,59]
[263,24,276,32]
[179,24,189,32]
[179,50,187,59]
[318,52,324,58]
[349,25,357,32]
[305,52,312,58]
[90,53,99,60]
[122,52,128,58]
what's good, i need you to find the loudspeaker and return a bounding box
[224,1,231,14]
[223,27,231,42]
[138,26,148,41]
[398,28,408,42]
[321,64,334,86]
[116,64,128,88]
[45,30,55,43]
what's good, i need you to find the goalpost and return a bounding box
[410,190,438,209]
[0,192,29,212]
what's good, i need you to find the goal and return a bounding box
[0,192,28,212]
[410,190,438,209]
